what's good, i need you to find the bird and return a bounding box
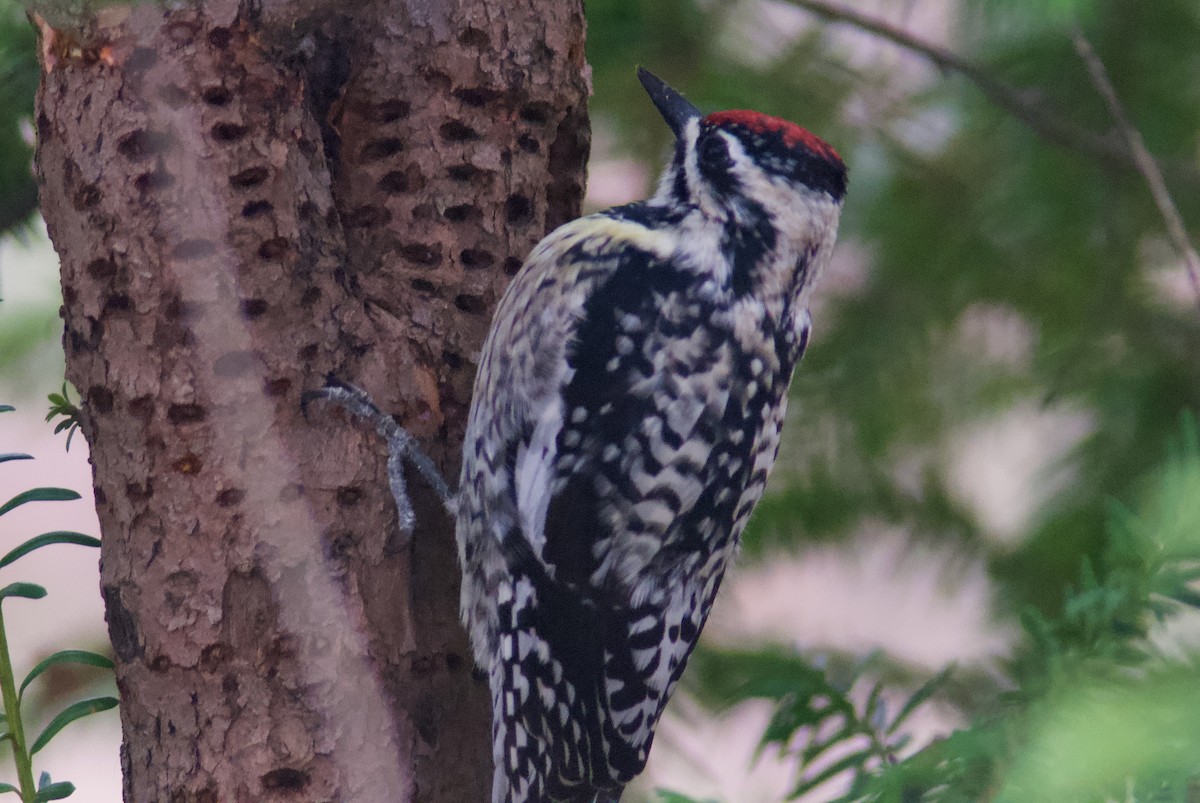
[456,69,846,802]
[309,67,846,802]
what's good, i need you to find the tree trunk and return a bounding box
[33,1,588,800]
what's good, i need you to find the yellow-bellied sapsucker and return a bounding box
[460,70,845,802]
[310,68,845,803]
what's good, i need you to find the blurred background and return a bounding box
[2,0,1200,800]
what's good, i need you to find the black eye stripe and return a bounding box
[699,123,847,200]
[696,133,739,196]
[699,134,730,170]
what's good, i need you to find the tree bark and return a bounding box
[33,1,588,800]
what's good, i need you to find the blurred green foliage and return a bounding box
[591,0,1200,606]
[667,419,1200,800]
[588,0,1200,799]
[0,1,37,235]
[2,0,1200,798]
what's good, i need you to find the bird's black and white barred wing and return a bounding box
[457,212,682,666]
[458,211,805,800]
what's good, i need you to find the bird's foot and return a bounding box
[302,378,456,542]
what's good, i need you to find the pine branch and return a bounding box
[1071,29,1200,311]
[784,0,1200,187]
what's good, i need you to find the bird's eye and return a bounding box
[698,134,731,174]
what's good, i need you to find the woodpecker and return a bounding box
[308,68,846,803]
[458,70,845,802]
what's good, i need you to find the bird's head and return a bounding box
[638,68,846,245]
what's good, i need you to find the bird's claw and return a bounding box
[303,379,456,543]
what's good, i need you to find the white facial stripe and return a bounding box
[680,118,719,215]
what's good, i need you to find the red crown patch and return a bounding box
[704,110,841,164]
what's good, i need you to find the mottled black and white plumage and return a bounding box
[458,70,847,802]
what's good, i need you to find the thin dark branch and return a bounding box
[1071,29,1200,310]
[784,0,1200,187]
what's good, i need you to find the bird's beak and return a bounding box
[637,67,701,140]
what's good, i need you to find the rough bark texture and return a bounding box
[33,1,589,800]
